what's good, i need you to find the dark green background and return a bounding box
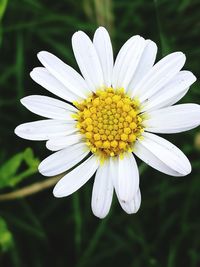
[0,0,200,266]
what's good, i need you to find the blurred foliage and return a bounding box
[0,0,8,20]
[0,217,13,253]
[0,0,200,266]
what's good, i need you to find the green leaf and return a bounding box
[23,148,39,168]
[0,152,24,182]
[0,148,39,189]
[0,0,8,20]
[0,216,13,252]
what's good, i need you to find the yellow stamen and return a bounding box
[74,88,144,159]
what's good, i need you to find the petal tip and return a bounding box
[45,140,52,151]
[52,187,60,198]
[171,51,186,62]
[14,125,21,137]
[191,73,197,83]
[38,161,48,176]
[179,52,186,61]
[38,160,53,177]
[29,69,34,78]
[53,184,66,198]
[92,209,107,219]
[185,164,192,176]
[179,160,192,176]
[37,51,50,62]
[95,214,106,219]
[72,30,85,40]
[20,97,28,106]
[96,26,108,33]
[38,163,43,175]
[14,125,28,140]
[30,67,40,79]
[37,50,46,57]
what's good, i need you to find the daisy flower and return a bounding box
[15,27,200,218]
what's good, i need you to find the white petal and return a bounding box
[119,189,141,214]
[37,51,90,98]
[72,31,104,91]
[142,71,197,112]
[134,141,181,176]
[21,95,77,120]
[133,52,186,102]
[93,27,113,87]
[166,89,189,107]
[144,104,200,133]
[128,40,157,96]
[30,67,79,102]
[15,120,77,141]
[111,153,139,202]
[112,35,146,90]
[39,142,89,176]
[91,160,114,218]
[53,155,99,197]
[134,132,191,176]
[46,134,83,151]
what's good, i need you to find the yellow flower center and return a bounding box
[74,88,144,159]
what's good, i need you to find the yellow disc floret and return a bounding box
[74,88,144,158]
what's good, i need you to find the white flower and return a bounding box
[15,27,200,218]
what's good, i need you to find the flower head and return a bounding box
[15,27,200,218]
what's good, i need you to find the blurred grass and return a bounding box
[0,0,200,266]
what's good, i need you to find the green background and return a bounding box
[0,0,200,266]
